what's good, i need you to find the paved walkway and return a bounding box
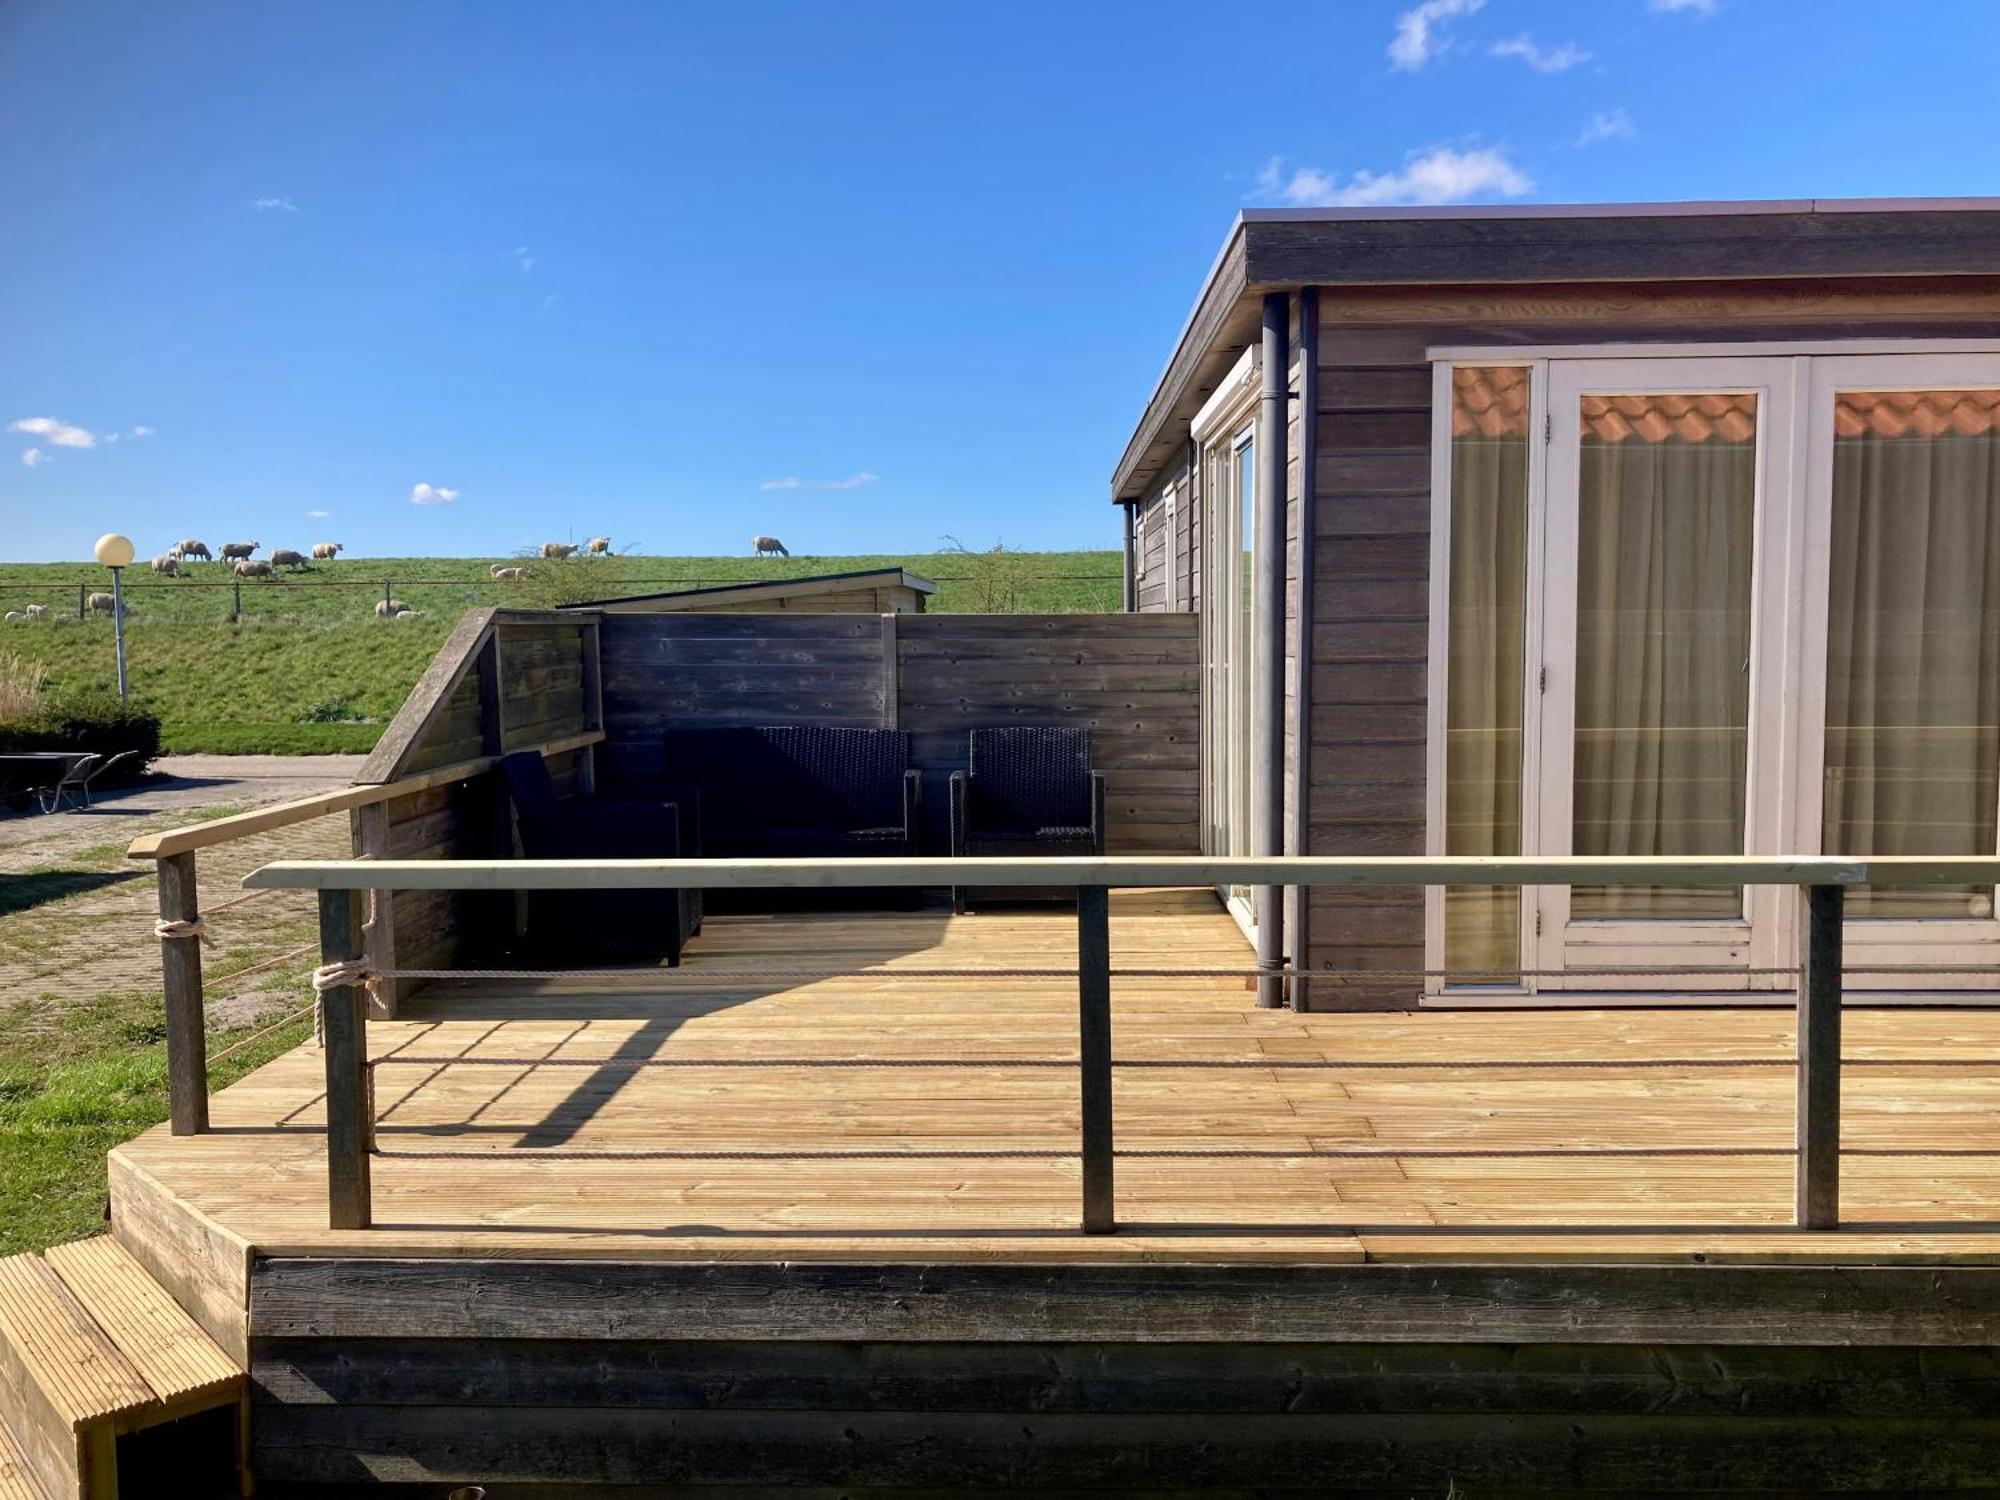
[0,755,365,1034]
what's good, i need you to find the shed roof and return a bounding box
[564,566,937,611]
[1112,196,2000,501]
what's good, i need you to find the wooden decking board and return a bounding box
[0,1257,153,1431]
[101,889,2000,1289]
[41,1238,240,1412]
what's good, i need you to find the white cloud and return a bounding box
[1253,145,1532,208]
[20,448,45,468]
[253,196,299,213]
[10,415,97,449]
[130,425,154,438]
[1389,0,1483,70]
[1579,108,1637,144]
[1491,34,1590,72]
[514,245,534,273]
[759,471,879,492]
[306,509,330,519]
[1649,0,1716,11]
[409,482,460,506]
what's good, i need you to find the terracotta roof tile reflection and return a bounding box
[1451,366,2000,445]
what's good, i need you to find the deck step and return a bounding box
[0,1243,243,1500]
[0,1418,51,1500]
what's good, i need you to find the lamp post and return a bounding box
[93,532,135,703]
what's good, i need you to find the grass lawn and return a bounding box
[0,549,1120,754]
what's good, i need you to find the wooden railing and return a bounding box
[238,853,2000,1237]
[127,604,605,1134]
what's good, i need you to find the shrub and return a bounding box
[0,686,162,782]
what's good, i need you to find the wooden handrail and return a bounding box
[244,852,2000,892]
[127,730,603,860]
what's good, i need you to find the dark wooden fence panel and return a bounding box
[598,612,1200,853]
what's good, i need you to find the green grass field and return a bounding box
[0,550,1120,754]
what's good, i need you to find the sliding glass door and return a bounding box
[1435,347,2000,999]
[1202,424,1258,931]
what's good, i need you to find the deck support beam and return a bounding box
[319,889,373,1231]
[1253,291,1290,1008]
[1796,882,1844,1229]
[1077,884,1115,1233]
[157,851,209,1135]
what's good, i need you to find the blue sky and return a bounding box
[3,0,1998,562]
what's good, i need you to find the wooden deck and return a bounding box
[109,887,2000,1321]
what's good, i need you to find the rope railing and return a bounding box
[232,851,2000,1239]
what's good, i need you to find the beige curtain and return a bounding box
[1444,371,1529,977]
[1572,407,1755,918]
[1824,395,2000,917]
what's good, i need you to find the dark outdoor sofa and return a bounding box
[949,726,1105,910]
[500,750,693,965]
[659,726,921,858]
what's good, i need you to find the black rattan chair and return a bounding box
[500,751,692,965]
[949,727,1105,911]
[659,726,920,858]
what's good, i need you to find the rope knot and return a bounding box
[153,917,211,946]
[312,959,374,994]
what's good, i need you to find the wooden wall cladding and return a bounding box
[597,612,1200,853]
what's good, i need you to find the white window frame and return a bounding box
[1423,340,2000,1005]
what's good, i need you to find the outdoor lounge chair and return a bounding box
[500,750,692,965]
[36,753,100,814]
[949,726,1105,911]
[659,726,921,859]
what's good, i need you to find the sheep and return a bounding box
[540,541,578,560]
[375,598,412,618]
[175,539,212,561]
[220,540,259,561]
[4,612,21,624]
[489,566,526,582]
[311,542,342,561]
[586,536,611,555]
[85,591,121,614]
[752,535,789,558]
[234,558,274,579]
[22,603,47,620]
[150,554,180,576]
[270,548,309,570]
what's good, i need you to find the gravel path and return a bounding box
[0,754,365,1032]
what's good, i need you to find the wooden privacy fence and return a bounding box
[127,606,602,1133]
[241,852,2000,1238]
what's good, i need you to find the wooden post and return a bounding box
[1077,884,1115,1233]
[355,804,397,1016]
[231,577,241,621]
[318,888,372,1230]
[157,852,209,1135]
[1797,882,1844,1230]
[76,582,86,620]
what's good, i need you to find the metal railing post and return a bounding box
[1796,882,1844,1229]
[1077,884,1115,1233]
[318,888,373,1230]
[157,851,208,1134]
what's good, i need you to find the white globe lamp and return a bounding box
[93,532,136,702]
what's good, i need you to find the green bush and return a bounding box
[0,688,162,782]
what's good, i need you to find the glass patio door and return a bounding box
[1201,424,1258,934]
[1532,358,1800,991]
[1797,355,2000,989]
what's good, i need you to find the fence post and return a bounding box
[318,888,373,1230]
[231,577,242,621]
[157,852,209,1134]
[76,582,85,620]
[1796,882,1844,1230]
[1077,884,1115,1233]
[383,578,394,614]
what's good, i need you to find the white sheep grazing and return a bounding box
[270,548,308,570]
[375,598,411,618]
[311,542,342,561]
[22,603,47,620]
[541,541,578,560]
[150,554,181,576]
[4,611,21,624]
[490,566,526,582]
[234,558,274,578]
[220,540,259,561]
[586,536,611,555]
[752,535,789,557]
[176,539,212,561]
[85,591,120,614]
